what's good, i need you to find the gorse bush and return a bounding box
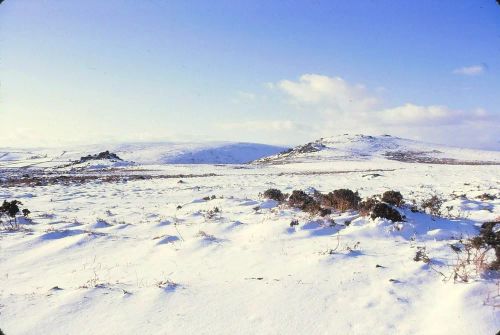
[301,199,322,215]
[358,196,379,216]
[381,190,403,207]
[258,187,444,224]
[321,189,361,212]
[288,190,313,208]
[288,190,323,215]
[262,188,287,202]
[476,193,496,201]
[370,203,403,222]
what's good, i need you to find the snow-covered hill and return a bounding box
[0,142,287,169]
[254,134,500,165]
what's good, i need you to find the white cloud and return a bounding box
[269,73,499,149]
[378,104,462,126]
[277,74,379,115]
[452,64,486,76]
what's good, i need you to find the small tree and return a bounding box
[0,200,30,230]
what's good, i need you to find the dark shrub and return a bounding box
[287,190,322,215]
[80,150,122,162]
[321,189,360,212]
[319,208,332,217]
[474,221,500,270]
[301,199,321,215]
[449,220,500,281]
[312,190,325,202]
[413,247,430,263]
[370,203,403,222]
[0,200,22,218]
[0,200,30,230]
[381,191,403,207]
[263,188,286,202]
[477,193,496,201]
[288,190,312,208]
[421,195,444,217]
[358,197,379,216]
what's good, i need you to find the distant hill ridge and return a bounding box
[253,134,500,165]
[0,142,288,169]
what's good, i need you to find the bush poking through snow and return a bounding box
[446,221,500,282]
[204,207,221,220]
[262,188,287,202]
[301,199,322,215]
[156,279,179,291]
[370,203,403,222]
[288,190,312,208]
[421,195,444,218]
[321,189,361,212]
[476,193,496,201]
[414,247,431,263]
[358,196,380,216]
[381,190,403,207]
[197,230,218,242]
[469,221,500,271]
[287,190,323,215]
[319,208,332,217]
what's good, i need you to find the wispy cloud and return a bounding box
[218,120,300,131]
[452,64,487,76]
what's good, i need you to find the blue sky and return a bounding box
[1,0,499,149]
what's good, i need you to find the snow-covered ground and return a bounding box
[0,135,499,334]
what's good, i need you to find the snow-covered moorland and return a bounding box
[0,135,499,334]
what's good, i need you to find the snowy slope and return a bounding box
[254,134,500,165]
[0,142,287,168]
[1,160,499,334]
